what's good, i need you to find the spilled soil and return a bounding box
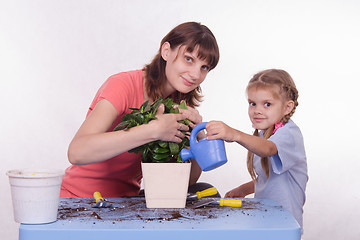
[58,197,267,223]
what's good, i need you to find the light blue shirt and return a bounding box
[254,119,308,230]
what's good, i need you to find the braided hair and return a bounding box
[246,69,299,180]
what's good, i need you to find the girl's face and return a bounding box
[161,42,210,97]
[247,86,294,130]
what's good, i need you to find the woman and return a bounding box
[61,22,220,198]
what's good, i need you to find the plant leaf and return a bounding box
[150,98,163,115]
[121,114,133,122]
[177,154,183,163]
[139,100,149,113]
[152,156,172,163]
[158,141,168,148]
[153,146,169,154]
[113,121,130,131]
[152,153,170,160]
[134,114,145,124]
[163,98,174,112]
[113,97,192,163]
[129,145,144,154]
[178,101,188,110]
[142,147,149,160]
[169,142,179,155]
[170,107,179,114]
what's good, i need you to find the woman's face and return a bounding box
[161,42,210,97]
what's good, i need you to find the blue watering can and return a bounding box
[180,122,228,171]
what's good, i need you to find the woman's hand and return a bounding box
[177,104,203,129]
[176,102,206,139]
[149,104,189,143]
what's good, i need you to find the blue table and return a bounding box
[19,197,300,240]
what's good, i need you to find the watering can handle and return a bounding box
[180,122,208,162]
[190,122,208,143]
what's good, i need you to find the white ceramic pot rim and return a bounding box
[6,169,65,179]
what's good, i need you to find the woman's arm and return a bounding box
[188,159,202,185]
[178,104,204,183]
[205,121,278,157]
[68,100,189,165]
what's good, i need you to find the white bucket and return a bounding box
[6,169,64,224]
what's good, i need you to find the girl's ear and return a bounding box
[161,42,171,61]
[284,100,295,115]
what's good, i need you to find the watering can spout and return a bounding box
[180,149,193,162]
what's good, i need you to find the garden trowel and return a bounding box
[186,187,218,201]
[92,191,113,208]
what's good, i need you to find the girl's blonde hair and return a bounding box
[246,69,299,180]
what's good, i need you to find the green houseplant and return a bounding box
[113,97,193,208]
[113,97,191,163]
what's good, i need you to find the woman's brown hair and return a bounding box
[246,69,299,180]
[144,22,220,107]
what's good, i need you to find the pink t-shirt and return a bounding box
[61,69,145,198]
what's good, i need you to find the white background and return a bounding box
[1,0,359,239]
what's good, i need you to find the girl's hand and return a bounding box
[149,104,189,143]
[205,120,238,142]
[225,181,254,198]
[224,186,247,198]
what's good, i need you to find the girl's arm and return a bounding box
[68,99,189,165]
[205,121,278,157]
[225,181,254,198]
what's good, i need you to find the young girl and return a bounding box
[61,22,220,198]
[205,69,308,230]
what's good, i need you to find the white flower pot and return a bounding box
[141,162,191,208]
[6,169,64,224]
